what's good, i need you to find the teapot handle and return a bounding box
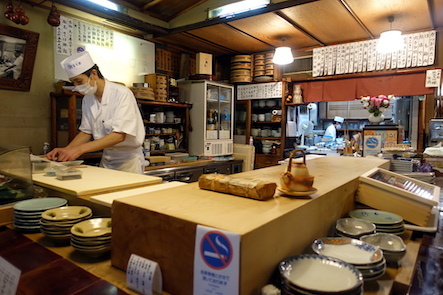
[287,149,306,173]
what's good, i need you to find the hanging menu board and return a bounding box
[237,82,283,100]
[313,30,436,77]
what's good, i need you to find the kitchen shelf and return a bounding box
[234,81,288,168]
[150,149,187,155]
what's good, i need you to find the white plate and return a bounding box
[14,197,67,212]
[349,209,403,225]
[312,237,384,265]
[71,218,112,237]
[279,254,362,293]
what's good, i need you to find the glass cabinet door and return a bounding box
[206,83,232,140]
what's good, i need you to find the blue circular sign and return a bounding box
[366,137,379,148]
[200,231,233,270]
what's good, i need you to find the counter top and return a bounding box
[111,156,391,294]
[115,156,390,234]
[33,165,162,197]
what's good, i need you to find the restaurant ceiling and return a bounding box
[31,0,443,57]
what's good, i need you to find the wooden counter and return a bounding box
[111,157,391,294]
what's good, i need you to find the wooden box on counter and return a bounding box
[357,168,440,227]
[111,157,389,294]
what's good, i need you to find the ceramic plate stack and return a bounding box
[349,209,405,235]
[39,206,92,242]
[13,197,67,232]
[390,159,414,172]
[312,237,387,281]
[279,254,363,294]
[70,218,112,257]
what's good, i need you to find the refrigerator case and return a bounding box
[178,80,234,156]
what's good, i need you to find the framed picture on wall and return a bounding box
[0,24,39,91]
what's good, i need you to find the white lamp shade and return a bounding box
[272,46,294,65]
[376,30,404,54]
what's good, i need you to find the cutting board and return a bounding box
[33,166,162,197]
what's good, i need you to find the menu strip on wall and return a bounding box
[312,30,436,77]
[237,82,283,100]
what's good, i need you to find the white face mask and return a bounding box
[75,78,97,95]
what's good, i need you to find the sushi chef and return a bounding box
[322,116,344,142]
[46,51,146,174]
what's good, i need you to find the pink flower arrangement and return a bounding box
[360,95,394,117]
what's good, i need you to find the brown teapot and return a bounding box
[280,149,314,192]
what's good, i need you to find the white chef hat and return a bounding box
[334,116,344,123]
[60,51,95,78]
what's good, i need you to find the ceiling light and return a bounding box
[273,46,294,65]
[208,0,270,19]
[377,16,404,54]
[87,0,120,12]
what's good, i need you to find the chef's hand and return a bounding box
[46,147,83,162]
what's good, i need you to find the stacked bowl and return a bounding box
[13,197,67,232]
[40,206,92,242]
[335,218,376,239]
[279,254,363,294]
[349,209,405,235]
[360,233,407,263]
[312,237,386,281]
[70,218,112,257]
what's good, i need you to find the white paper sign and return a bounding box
[194,225,240,295]
[425,69,442,87]
[126,254,162,295]
[364,135,382,157]
[0,257,21,295]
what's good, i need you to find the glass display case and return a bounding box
[0,145,33,205]
[178,80,234,156]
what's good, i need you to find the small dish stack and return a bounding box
[13,197,68,232]
[70,218,112,257]
[312,237,387,281]
[279,254,363,294]
[360,233,407,263]
[40,206,92,242]
[349,209,405,235]
[335,218,376,239]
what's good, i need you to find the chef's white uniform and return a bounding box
[80,80,145,174]
[323,123,337,141]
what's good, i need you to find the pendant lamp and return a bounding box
[376,16,404,54]
[272,37,294,65]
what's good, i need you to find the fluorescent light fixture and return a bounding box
[376,30,404,54]
[208,0,270,19]
[87,0,120,12]
[273,46,294,65]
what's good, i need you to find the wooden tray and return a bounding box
[357,168,440,226]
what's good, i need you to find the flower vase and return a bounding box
[368,113,384,124]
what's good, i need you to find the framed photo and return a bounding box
[0,24,39,91]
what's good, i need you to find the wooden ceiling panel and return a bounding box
[228,12,321,50]
[280,0,371,44]
[121,0,207,22]
[345,0,432,36]
[187,24,273,53]
[153,33,234,56]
